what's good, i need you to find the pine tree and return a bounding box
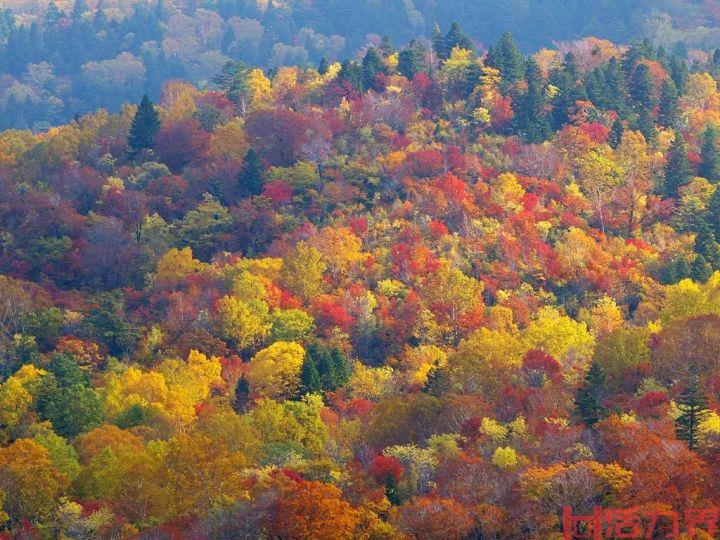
[550,71,573,130]
[629,64,655,112]
[233,376,250,413]
[621,42,643,76]
[563,52,579,81]
[398,39,426,79]
[300,356,322,394]
[691,255,713,282]
[318,57,329,75]
[237,149,264,199]
[711,48,720,75]
[604,57,628,116]
[675,370,710,450]
[634,108,657,142]
[662,255,692,284]
[339,59,365,92]
[609,118,624,149]
[316,347,338,390]
[658,79,679,127]
[487,32,523,84]
[707,186,720,240]
[431,24,445,60]
[664,131,692,197]
[700,127,720,183]
[362,47,387,91]
[380,34,395,56]
[514,58,550,143]
[574,361,608,427]
[694,220,720,268]
[331,348,350,387]
[668,54,689,93]
[128,94,160,156]
[444,22,474,55]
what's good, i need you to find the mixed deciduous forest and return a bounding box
[4,11,720,540]
[2,0,720,128]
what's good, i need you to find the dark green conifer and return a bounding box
[664,131,692,197]
[233,376,251,413]
[574,361,608,427]
[700,126,720,183]
[237,149,264,199]
[609,118,624,149]
[318,56,329,75]
[300,357,322,394]
[658,78,679,127]
[128,94,160,155]
[487,32,523,84]
[675,370,710,450]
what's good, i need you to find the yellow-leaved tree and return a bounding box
[247,341,305,399]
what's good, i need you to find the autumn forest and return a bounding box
[3,1,720,539]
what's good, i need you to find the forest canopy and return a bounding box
[2,16,720,540]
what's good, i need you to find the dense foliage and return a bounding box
[4,28,720,538]
[4,0,720,128]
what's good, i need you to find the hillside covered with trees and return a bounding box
[4,23,720,538]
[3,0,720,128]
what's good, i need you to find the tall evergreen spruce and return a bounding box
[693,220,720,269]
[514,58,550,143]
[628,64,655,112]
[700,126,720,183]
[300,344,350,394]
[658,79,679,127]
[233,376,251,413]
[487,32,523,84]
[675,371,710,450]
[443,22,474,55]
[398,39,427,79]
[609,118,624,149]
[574,361,608,427]
[237,149,264,199]
[634,108,657,142]
[707,186,720,240]
[664,131,692,197]
[128,94,160,156]
[362,47,387,90]
[318,56,329,75]
[300,355,322,394]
